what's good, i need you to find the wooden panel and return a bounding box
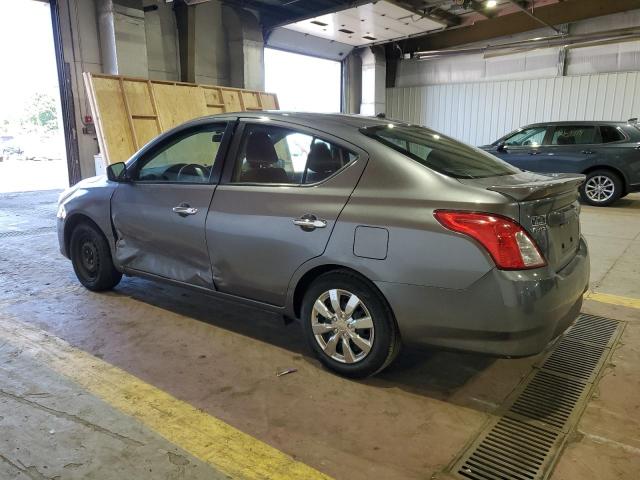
[202,87,222,106]
[84,73,279,164]
[90,77,135,164]
[123,81,155,117]
[241,91,261,110]
[221,90,242,112]
[133,118,160,148]
[153,84,209,130]
[260,93,278,110]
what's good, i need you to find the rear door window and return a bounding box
[599,125,625,143]
[550,126,597,145]
[362,125,520,179]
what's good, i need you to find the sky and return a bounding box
[0,0,60,127]
[265,48,342,113]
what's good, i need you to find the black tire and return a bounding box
[70,222,122,291]
[301,271,400,378]
[579,169,623,207]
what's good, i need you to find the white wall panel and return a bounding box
[386,72,640,146]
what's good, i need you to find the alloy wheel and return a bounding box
[311,289,374,364]
[584,175,615,203]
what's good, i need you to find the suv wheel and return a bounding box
[70,222,122,291]
[580,169,622,206]
[301,271,400,378]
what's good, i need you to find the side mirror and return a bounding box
[106,162,128,182]
[496,142,507,152]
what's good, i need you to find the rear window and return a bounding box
[600,125,625,143]
[361,125,520,179]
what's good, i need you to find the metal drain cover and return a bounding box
[451,314,624,480]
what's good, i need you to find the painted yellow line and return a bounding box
[0,315,331,480]
[586,291,640,310]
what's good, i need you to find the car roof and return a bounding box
[524,120,630,127]
[187,111,408,131]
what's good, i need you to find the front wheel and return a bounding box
[301,271,400,378]
[70,222,122,291]
[580,170,623,206]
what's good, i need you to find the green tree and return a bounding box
[23,92,59,133]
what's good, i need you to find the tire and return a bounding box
[580,169,623,207]
[301,271,400,378]
[70,222,122,291]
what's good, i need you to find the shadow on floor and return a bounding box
[112,275,529,413]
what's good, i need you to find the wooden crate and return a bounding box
[83,73,280,165]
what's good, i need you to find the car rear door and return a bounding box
[534,125,601,173]
[205,118,367,306]
[111,121,232,288]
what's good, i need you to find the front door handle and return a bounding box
[581,150,595,154]
[172,204,198,216]
[293,214,327,230]
[528,151,540,155]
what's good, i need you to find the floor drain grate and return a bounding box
[451,313,624,480]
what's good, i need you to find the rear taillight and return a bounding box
[434,210,546,270]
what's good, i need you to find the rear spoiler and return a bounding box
[487,174,585,201]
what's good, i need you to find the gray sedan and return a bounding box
[57,113,590,377]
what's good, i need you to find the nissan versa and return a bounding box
[57,113,590,378]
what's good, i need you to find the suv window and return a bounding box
[600,125,625,143]
[503,127,547,147]
[362,125,520,179]
[550,126,597,145]
[136,124,226,183]
[231,124,356,185]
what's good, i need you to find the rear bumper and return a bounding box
[376,236,590,357]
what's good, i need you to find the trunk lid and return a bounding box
[461,172,585,272]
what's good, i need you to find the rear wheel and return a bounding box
[70,222,122,291]
[580,169,623,206]
[301,271,400,378]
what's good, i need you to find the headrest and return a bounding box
[306,142,341,174]
[557,135,575,145]
[246,131,278,166]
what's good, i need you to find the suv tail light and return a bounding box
[434,210,546,270]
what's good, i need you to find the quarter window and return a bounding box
[600,125,625,143]
[135,124,226,183]
[231,124,356,185]
[550,126,597,145]
[504,127,547,147]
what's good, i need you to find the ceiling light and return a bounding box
[486,0,497,8]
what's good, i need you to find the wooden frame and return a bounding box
[83,72,280,165]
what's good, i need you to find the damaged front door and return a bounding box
[111,123,229,288]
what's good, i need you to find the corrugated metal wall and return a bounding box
[386,71,640,146]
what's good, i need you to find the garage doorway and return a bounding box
[0,0,68,193]
[264,48,341,113]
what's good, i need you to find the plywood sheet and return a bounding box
[84,73,279,164]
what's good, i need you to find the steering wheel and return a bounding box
[177,163,206,181]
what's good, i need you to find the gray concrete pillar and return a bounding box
[342,51,362,114]
[96,0,149,77]
[222,6,264,91]
[360,46,386,116]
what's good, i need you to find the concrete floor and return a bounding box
[0,190,639,479]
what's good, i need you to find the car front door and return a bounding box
[493,126,549,170]
[111,122,231,288]
[206,119,367,306]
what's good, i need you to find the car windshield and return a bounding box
[361,125,520,179]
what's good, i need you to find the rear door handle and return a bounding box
[172,204,198,216]
[581,150,595,154]
[293,214,327,230]
[528,151,540,155]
